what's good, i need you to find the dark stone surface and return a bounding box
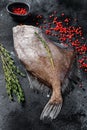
[0,0,87,130]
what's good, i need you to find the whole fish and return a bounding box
[13,25,74,120]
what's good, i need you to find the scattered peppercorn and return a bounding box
[33,11,87,72]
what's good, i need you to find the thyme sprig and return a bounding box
[0,43,25,103]
[35,32,54,68]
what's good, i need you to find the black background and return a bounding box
[0,0,87,130]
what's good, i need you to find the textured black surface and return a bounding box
[0,0,87,130]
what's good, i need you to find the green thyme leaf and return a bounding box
[0,43,25,103]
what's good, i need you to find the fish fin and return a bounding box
[40,101,62,121]
[26,71,51,94]
[62,56,81,94]
[62,77,70,93]
[61,68,78,95]
[26,71,34,89]
[26,71,44,90]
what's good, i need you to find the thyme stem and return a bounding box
[35,32,55,68]
[0,43,25,102]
